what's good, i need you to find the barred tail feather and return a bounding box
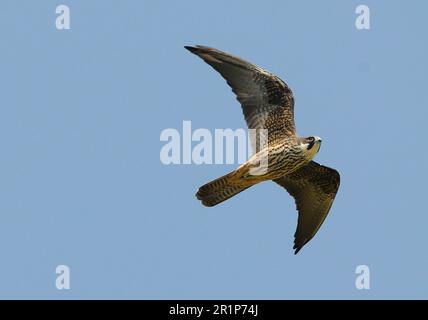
[196,172,251,207]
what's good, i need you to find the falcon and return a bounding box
[185,45,340,254]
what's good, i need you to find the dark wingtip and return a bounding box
[293,237,310,255]
[184,45,213,55]
[293,239,302,254]
[184,45,198,53]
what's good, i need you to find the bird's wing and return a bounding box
[273,161,340,254]
[185,45,295,153]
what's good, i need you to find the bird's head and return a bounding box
[299,136,322,160]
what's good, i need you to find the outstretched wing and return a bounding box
[185,45,295,152]
[273,161,340,254]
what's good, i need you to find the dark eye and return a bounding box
[308,137,315,142]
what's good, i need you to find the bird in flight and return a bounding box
[185,45,340,254]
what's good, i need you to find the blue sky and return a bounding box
[0,0,427,299]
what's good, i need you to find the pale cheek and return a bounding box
[304,145,318,160]
[300,143,309,151]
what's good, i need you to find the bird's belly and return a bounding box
[266,152,309,179]
[242,148,309,181]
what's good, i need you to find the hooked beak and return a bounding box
[316,139,322,152]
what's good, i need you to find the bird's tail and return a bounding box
[196,171,253,207]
